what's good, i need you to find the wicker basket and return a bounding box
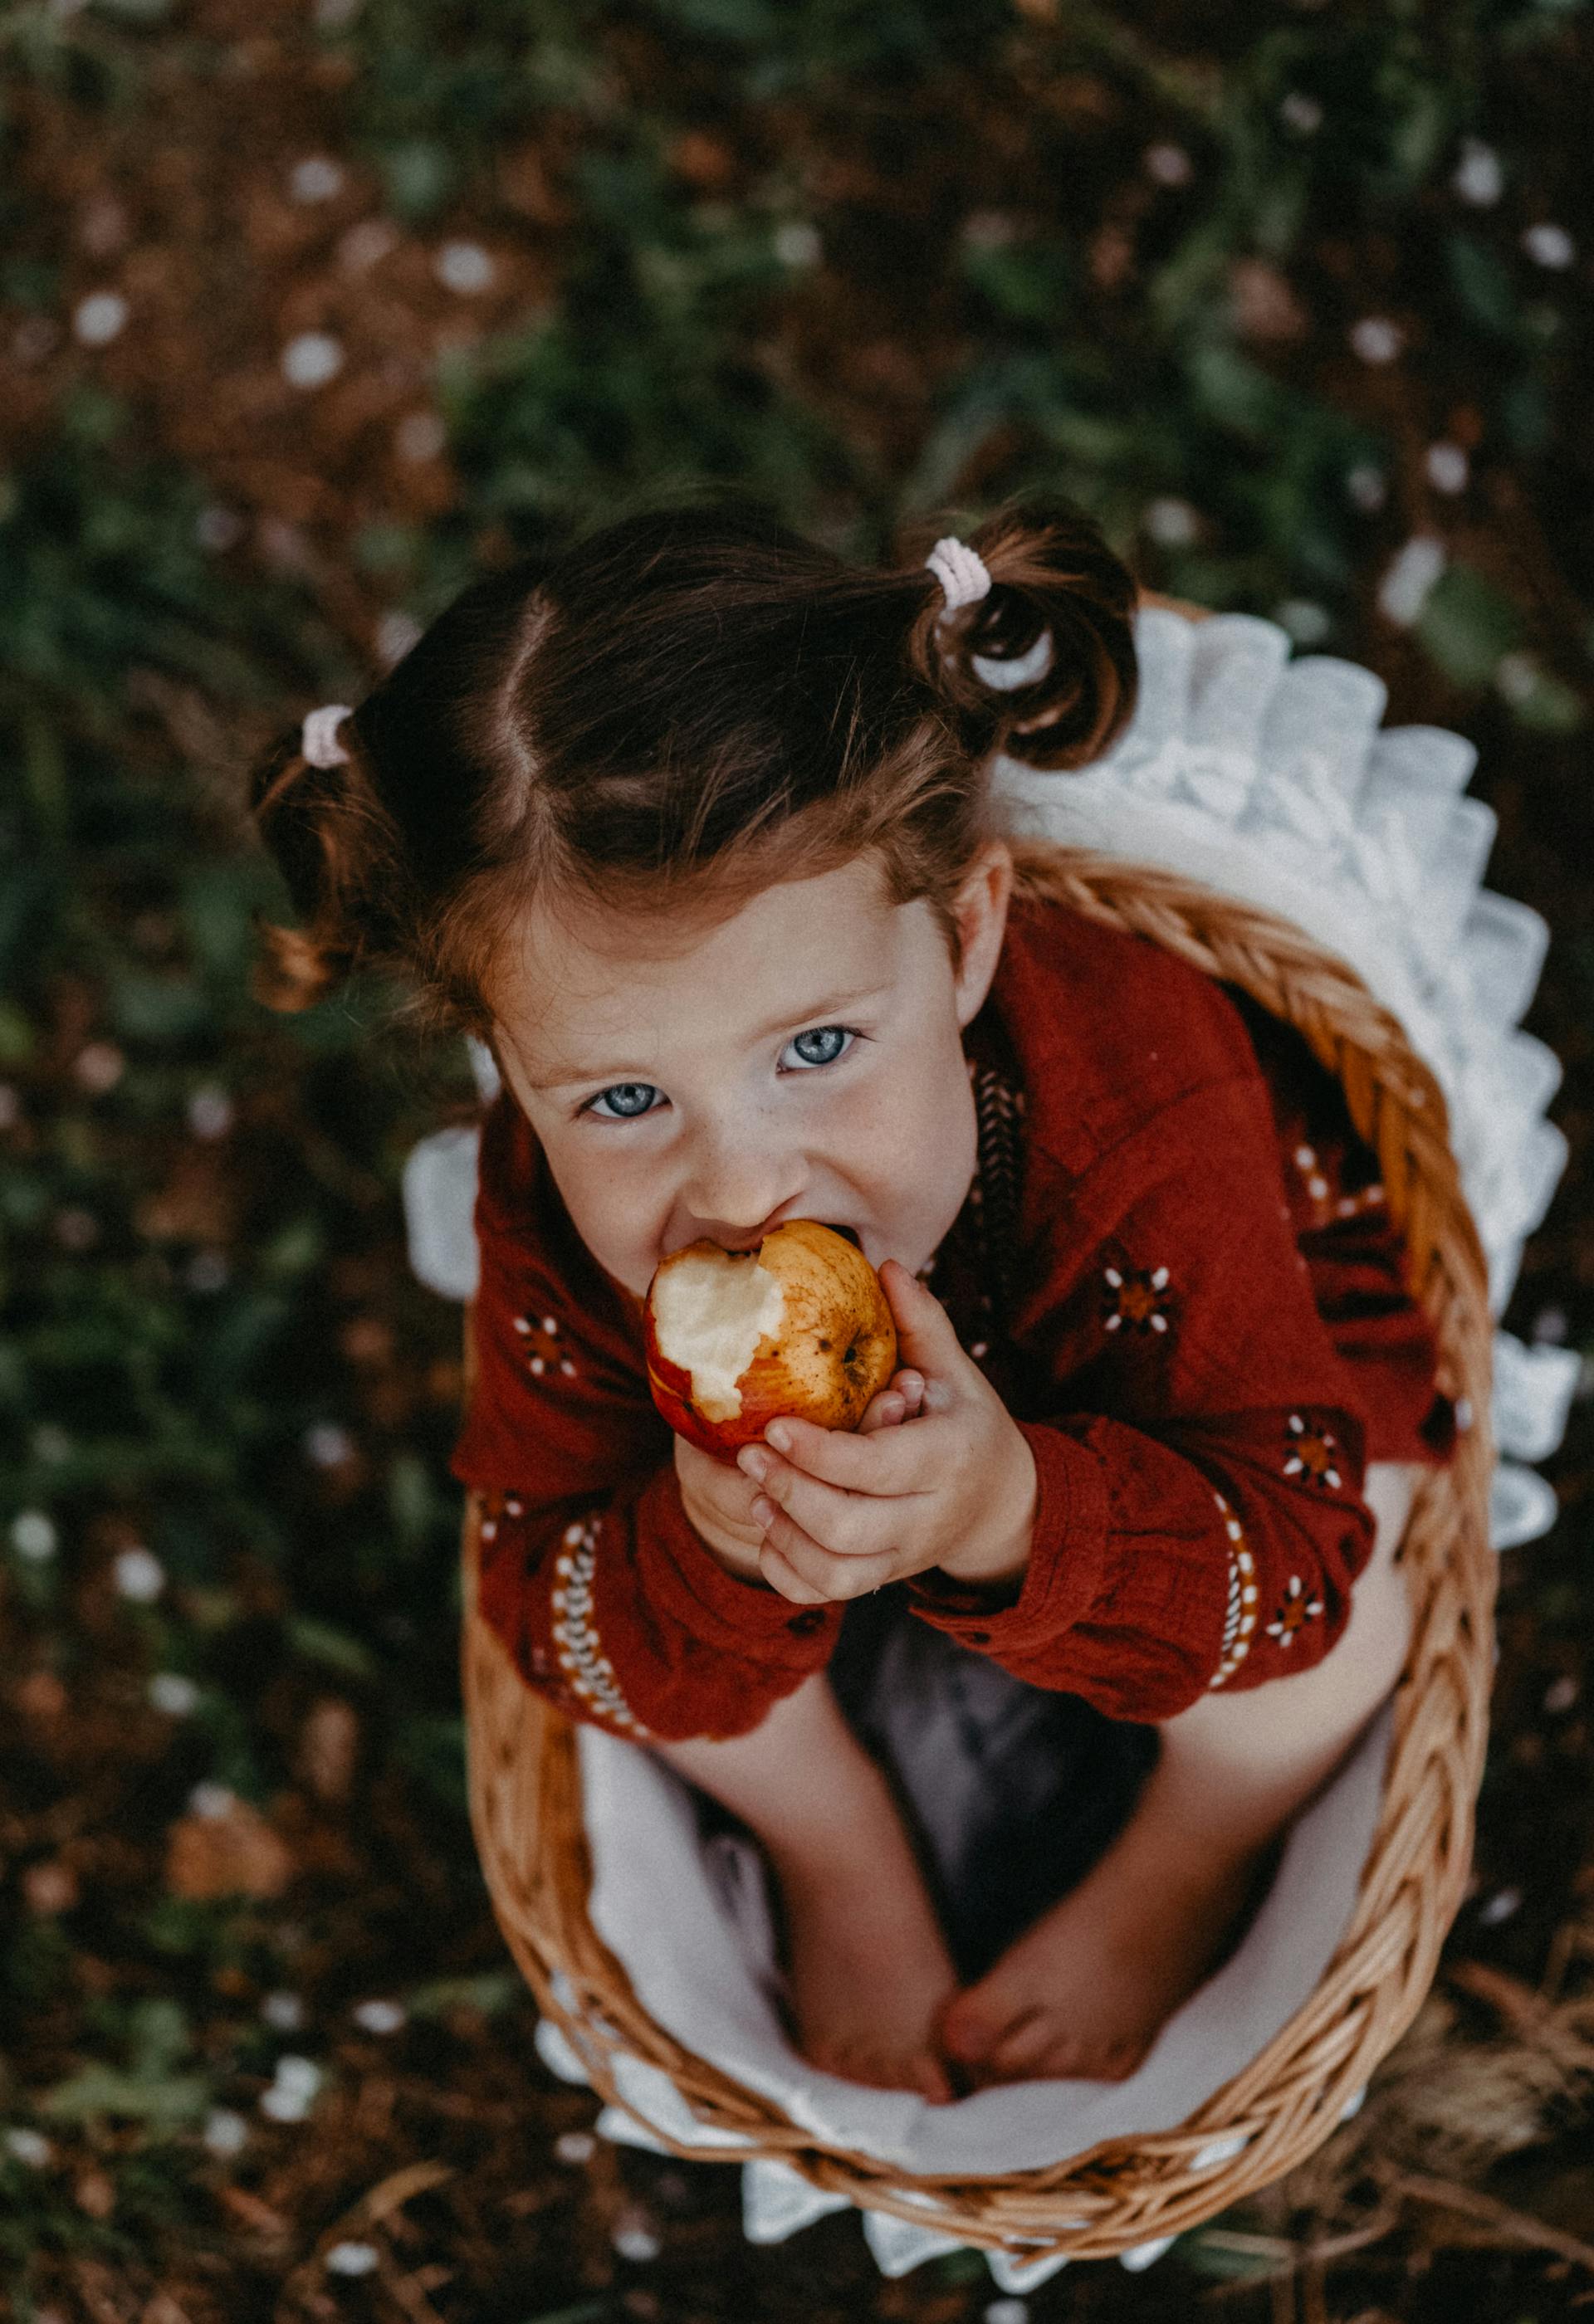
[458,841,1496,2263]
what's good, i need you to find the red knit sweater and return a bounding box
[451,894,1456,1741]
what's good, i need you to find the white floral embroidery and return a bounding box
[1207,1488,1259,1689]
[513,1314,579,1382]
[1265,1573,1325,1646]
[549,1519,650,1736]
[1103,1264,1172,1334]
[1284,1411,1343,1490]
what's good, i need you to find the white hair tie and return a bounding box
[924,535,992,618]
[301,703,354,769]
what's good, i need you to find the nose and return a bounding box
[679,1119,803,1252]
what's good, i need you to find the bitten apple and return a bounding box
[643,1219,897,1458]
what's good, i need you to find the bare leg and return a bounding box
[941,1462,1420,2084]
[655,1670,959,2102]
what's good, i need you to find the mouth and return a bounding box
[823,1223,863,1250]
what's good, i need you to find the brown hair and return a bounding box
[247,491,1138,1041]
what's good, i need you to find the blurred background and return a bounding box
[2,1,1593,2317]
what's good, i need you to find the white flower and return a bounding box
[555,2129,595,2164]
[1275,599,1331,645]
[1452,137,1503,207]
[281,332,344,390]
[326,2242,380,2276]
[114,1547,165,1603]
[1522,222,1574,270]
[74,1042,125,1092]
[1494,650,1539,705]
[261,1991,305,2032]
[303,1423,355,1469]
[1350,315,1403,364]
[11,1511,57,1562]
[196,505,244,553]
[1478,1886,1521,1926]
[394,410,447,463]
[1143,496,1200,545]
[1376,535,1446,627]
[985,2302,1030,2324]
[259,2055,322,2121]
[435,241,495,294]
[4,2127,52,2168]
[188,1086,234,1140]
[1346,464,1387,512]
[351,1999,406,2035]
[1142,143,1193,188]
[74,292,129,347]
[1279,92,1323,134]
[1424,442,1469,494]
[203,2107,248,2157]
[149,1672,199,1716]
[289,155,345,204]
[188,1781,236,1819]
[611,2210,663,2263]
[773,220,822,266]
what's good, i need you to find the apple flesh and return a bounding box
[643,1219,897,1458]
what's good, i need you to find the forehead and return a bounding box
[488,857,917,1077]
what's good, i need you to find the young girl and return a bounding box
[249,495,1455,2104]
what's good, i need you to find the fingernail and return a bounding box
[765,1422,791,1452]
[738,1447,768,1482]
[751,1496,775,1526]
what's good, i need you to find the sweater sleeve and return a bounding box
[907,1072,1381,1722]
[450,1111,840,1743]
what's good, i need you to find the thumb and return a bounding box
[878,1258,972,1379]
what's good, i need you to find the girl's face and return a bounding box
[485,842,1015,1301]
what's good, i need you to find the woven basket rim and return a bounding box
[459,842,1497,2258]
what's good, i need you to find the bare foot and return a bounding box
[766,1777,959,2104]
[939,1813,1273,2086]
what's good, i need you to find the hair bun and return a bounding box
[910,493,1139,772]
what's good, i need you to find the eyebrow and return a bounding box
[521,980,890,1093]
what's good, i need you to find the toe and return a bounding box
[985,2009,1058,2078]
[940,1985,1019,2064]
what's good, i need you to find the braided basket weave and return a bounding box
[457,834,1496,2263]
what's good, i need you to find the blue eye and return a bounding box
[585,1081,660,1120]
[579,1026,859,1120]
[782,1025,853,1070]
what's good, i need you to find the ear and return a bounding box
[951,839,1015,1029]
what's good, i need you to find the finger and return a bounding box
[749,1413,928,1497]
[755,1503,898,1601]
[856,1389,906,1436]
[750,1462,889,1557]
[878,1260,978,1382]
[755,1538,834,1604]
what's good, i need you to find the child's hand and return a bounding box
[673,1435,771,1583]
[733,1262,1037,1607]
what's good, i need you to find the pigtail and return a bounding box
[903,493,1139,772]
[246,713,406,1013]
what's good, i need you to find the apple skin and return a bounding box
[643,1219,897,1460]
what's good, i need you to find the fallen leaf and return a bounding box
[166,1799,293,1901]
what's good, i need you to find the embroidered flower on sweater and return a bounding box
[512,1312,577,1379]
[1265,1573,1325,1645]
[1102,1263,1172,1335]
[1283,1411,1342,1490]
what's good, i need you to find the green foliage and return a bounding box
[0,6,1589,2300]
